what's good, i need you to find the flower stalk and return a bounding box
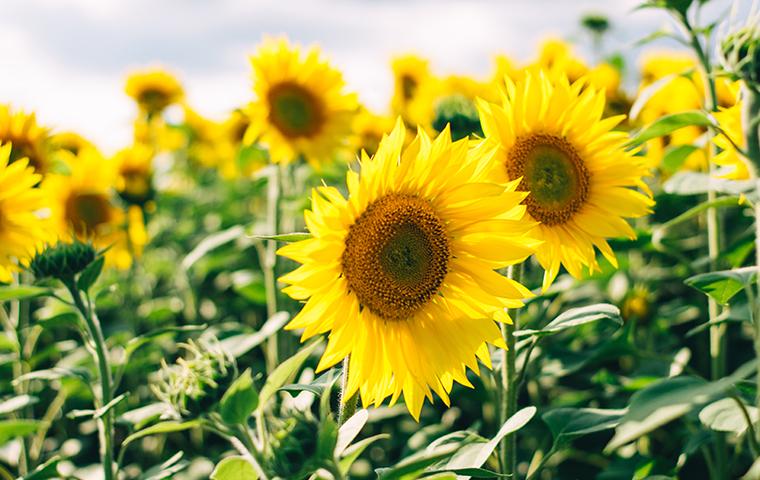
[500,264,522,477]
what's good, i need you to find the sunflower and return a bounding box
[535,39,589,83]
[246,38,358,168]
[351,108,396,157]
[0,105,51,175]
[43,149,145,269]
[51,132,95,157]
[0,143,51,283]
[390,54,432,123]
[713,103,750,180]
[114,143,155,205]
[125,68,184,116]
[478,70,654,290]
[278,120,540,419]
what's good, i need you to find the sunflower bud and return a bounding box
[720,24,760,89]
[267,412,322,480]
[581,13,610,36]
[152,338,236,418]
[432,94,483,141]
[29,241,96,281]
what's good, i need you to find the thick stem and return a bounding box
[338,357,358,426]
[500,264,522,477]
[264,166,281,373]
[64,279,114,480]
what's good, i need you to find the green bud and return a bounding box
[152,338,237,418]
[432,94,483,141]
[267,411,322,480]
[581,13,610,36]
[29,240,96,281]
[720,24,760,89]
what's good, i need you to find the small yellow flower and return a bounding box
[0,105,51,175]
[279,120,540,419]
[125,68,184,115]
[390,54,432,123]
[246,38,358,168]
[0,143,51,282]
[114,143,155,205]
[351,108,396,157]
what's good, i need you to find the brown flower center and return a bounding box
[342,194,450,321]
[507,133,590,225]
[267,82,325,139]
[65,192,113,235]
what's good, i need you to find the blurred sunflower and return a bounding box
[278,120,539,419]
[44,149,146,269]
[712,103,750,180]
[125,68,184,116]
[114,143,155,205]
[535,38,589,83]
[246,38,358,168]
[351,108,396,157]
[51,132,95,157]
[0,143,50,283]
[478,70,654,290]
[390,54,431,123]
[0,105,51,175]
[218,109,265,179]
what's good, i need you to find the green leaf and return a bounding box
[699,398,758,435]
[281,370,338,397]
[663,171,754,196]
[431,407,536,478]
[661,144,701,174]
[139,452,189,480]
[219,312,290,358]
[339,434,389,474]
[606,362,756,452]
[0,394,38,415]
[628,111,714,147]
[421,468,509,478]
[376,444,461,480]
[257,340,321,410]
[250,232,312,242]
[335,409,369,456]
[542,408,625,449]
[514,304,622,337]
[20,455,62,480]
[77,256,104,291]
[210,456,258,480]
[0,285,52,302]
[182,225,246,271]
[118,403,170,430]
[219,369,259,425]
[0,419,39,444]
[685,267,758,305]
[123,324,207,364]
[121,420,201,451]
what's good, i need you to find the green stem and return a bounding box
[338,357,358,426]
[500,264,522,477]
[64,278,114,480]
[264,166,281,374]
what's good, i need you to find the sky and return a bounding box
[0,0,741,153]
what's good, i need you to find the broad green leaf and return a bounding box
[661,144,701,174]
[514,304,622,337]
[182,225,246,271]
[0,285,52,302]
[0,419,39,444]
[281,370,338,396]
[210,456,258,480]
[219,369,259,425]
[699,398,758,435]
[257,340,321,410]
[433,407,536,478]
[606,362,756,451]
[376,444,461,480]
[339,434,389,474]
[543,407,625,449]
[628,111,713,146]
[20,455,62,480]
[335,409,369,456]
[0,394,38,415]
[77,256,104,291]
[250,232,312,242]
[663,171,754,196]
[121,420,202,451]
[219,312,290,358]
[685,267,758,305]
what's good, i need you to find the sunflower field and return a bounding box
[2,0,760,479]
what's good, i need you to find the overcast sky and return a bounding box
[0,0,740,152]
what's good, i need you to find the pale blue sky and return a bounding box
[0,0,739,152]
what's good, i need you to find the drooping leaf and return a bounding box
[250,232,312,242]
[628,110,713,146]
[542,407,625,449]
[335,409,369,456]
[257,340,321,410]
[514,304,622,337]
[0,285,52,302]
[210,456,258,480]
[219,369,259,425]
[661,144,701,174]
[376,444,461,480]
[685,267,758,305]
[0,419,39,444]
[182,225,246,271]
[121,420,202,451]
[219,312,290,358]
[699,397,758,435]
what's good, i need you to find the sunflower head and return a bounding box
[0,105,51,175]
[0,143,50,283]
[351,108,398,157]
[478,69,653,290]
[247,38,357,168]
[51,132,95,157]
[114,143,155,205]
[125,68,184,115]
[535,38,589,83]
[408,75,495,134]
[278,119,539,419]
[390,54,432,121]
